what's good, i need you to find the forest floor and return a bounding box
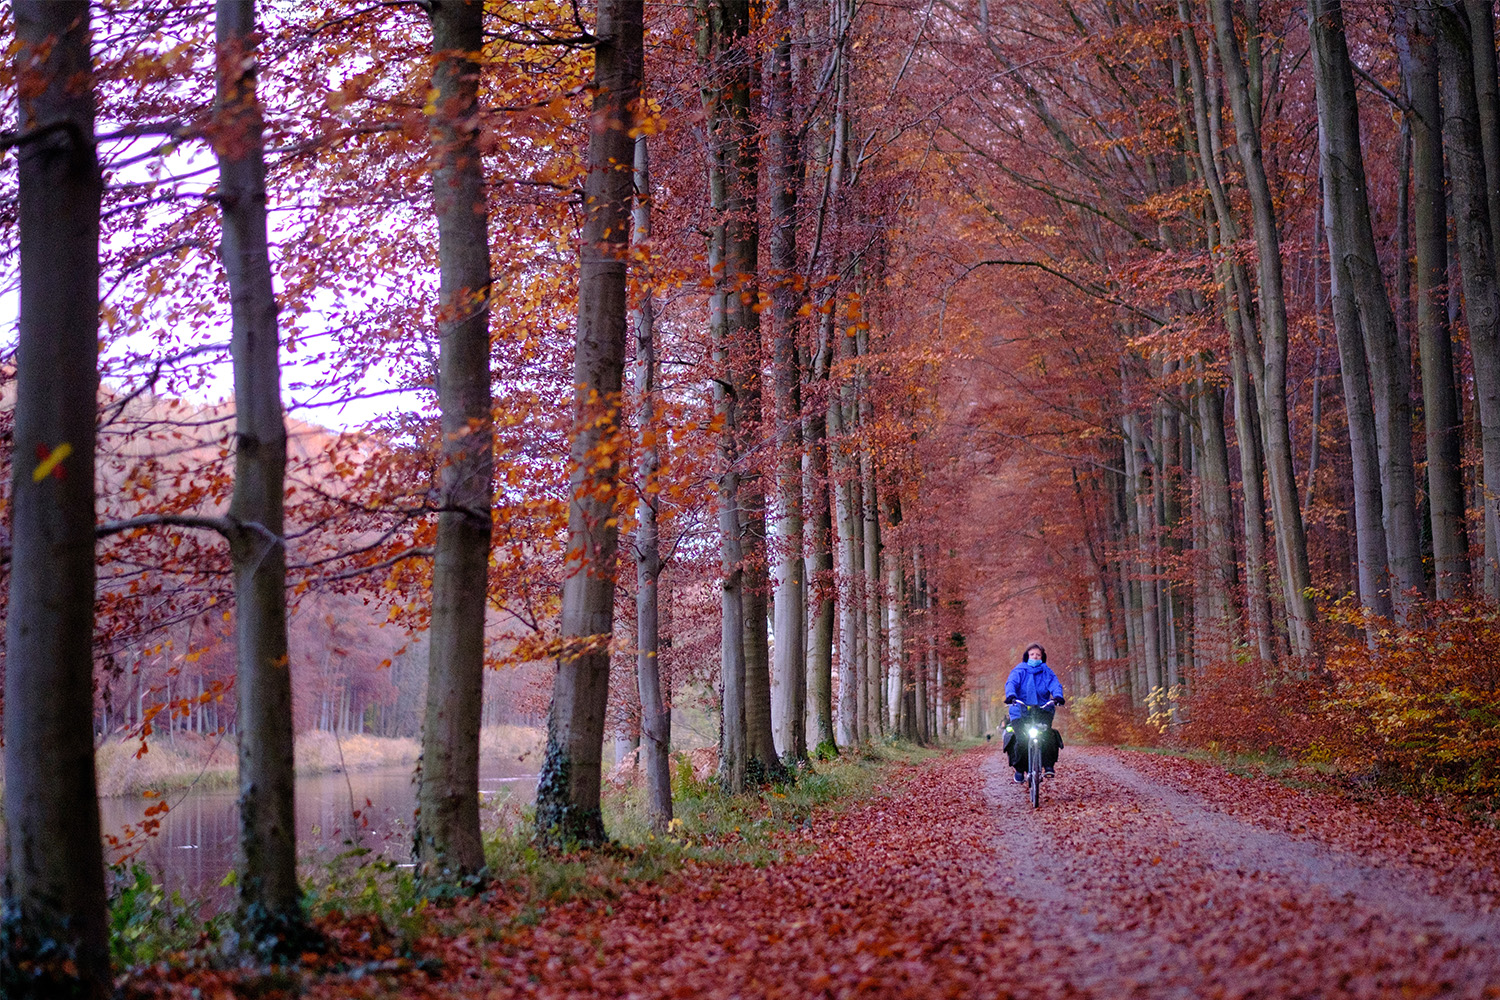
[127,743,1500,998]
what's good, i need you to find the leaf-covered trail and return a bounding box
[201,746,1500,998]
[990,748,1500,997]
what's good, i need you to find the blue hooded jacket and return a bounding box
[1005,660,1064,720]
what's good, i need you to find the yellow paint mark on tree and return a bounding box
[32,441,73,482]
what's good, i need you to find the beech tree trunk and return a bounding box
[1209,0,1316,655]
[212,0,308,942]
[1192,360,1238,638]
[856,330,883,737]
[537,0,643,838]
[699,0,750,791]
[1321,177,1395,620]
[1309,0,1424,617]
[420,0,493,870]
[1124,410,1164,695]
[1438,1,1500,600]
[2,4,110,994]
[1399,1,1470,597]
[768,0,808,765]
[632,135,672,831]
[831,386,860,746]
[882,492,905,732]
[1464,0,1500,250]
[1180,12,1273,663]
[804,413,836,754]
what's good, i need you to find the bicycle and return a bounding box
[1013,701,1056,809]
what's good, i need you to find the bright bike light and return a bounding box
[1027,726,1040,738]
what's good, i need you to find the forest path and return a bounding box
[984,746,1500,997]
[182,744,1500,999]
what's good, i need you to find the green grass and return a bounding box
[479,738,945,905]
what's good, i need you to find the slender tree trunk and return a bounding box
[1401,1,1470,597]
[420,0,493,871]
[1439,1,1500,600]
[1124,410,1164,694]
[882,492,905,732]
[1309,0,1424,616]
[804,419,836,754]
[767,0,807,767]
[632,135,671,831]
[700,0,749,792]
[831,396,860,747]
[1322,177,1395,620]
[537,0,644,838]
[1464,0,1500,249]
[911,544,929,743]
[849,463,868,742]
[2,4,109,994]
[742,528,783,778]
[1180,12,1273,662]
[1193,360,1238,638]
[860,452,882,737]
[213,0,311,946]
[1209,0,1317,654]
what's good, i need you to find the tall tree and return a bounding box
[1,3,110,994]
[632,133,672,831]
[1399,0,1470,597]
[419,0,493,874]
[1308,0,1424,617]
[215,0,307,942]
[537,0,645,840]
[1208,0,1317,654]
[1438,0,1500,599]
[767,0,808,765]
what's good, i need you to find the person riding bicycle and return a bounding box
[1003,643,1065,783]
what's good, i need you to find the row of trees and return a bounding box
[896,0,1500,718]
[2,0,982,994]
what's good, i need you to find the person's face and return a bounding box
[1027,650,1042,664]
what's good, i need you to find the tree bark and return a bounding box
[420,0,494,870]
[1209,0,1317,655]
[830,387,860,746]
[1321,174,1395,620]
[537,0,643,839]
[1309,0,1424,617]
[766,0,808,767]
[1123,409,1164,695]
[1438,1,1500,600]
[2,3,110,994]
[1400,0,1470,597]
[1192,359,1238,639]
[632,135,671,831]
[1464,0,1500,252]
[211,0,309,942]
[882,491,905,733]
[699,0,750,791]
[804,413,836,754]
[1180,11,1274,663]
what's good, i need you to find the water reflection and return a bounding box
[77,763,537,913]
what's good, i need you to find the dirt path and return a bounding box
[986,746,1500,998]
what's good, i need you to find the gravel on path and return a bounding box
[984,746,1500,998]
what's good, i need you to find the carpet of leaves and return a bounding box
[125,745,1500,998]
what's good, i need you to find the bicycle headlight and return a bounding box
[1027,726,1040,738]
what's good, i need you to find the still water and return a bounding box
[95,762,537,912]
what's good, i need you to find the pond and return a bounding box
[91,760,538,913]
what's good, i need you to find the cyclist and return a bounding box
[1003,643,1065,783]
